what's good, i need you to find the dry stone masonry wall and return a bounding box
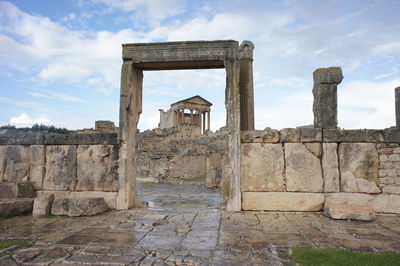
[0,129,119,217]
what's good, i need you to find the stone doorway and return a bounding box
[117,40,254,212]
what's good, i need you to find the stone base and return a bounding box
[0,199,34,216]
[32,194,54,217]
[242,192,324,211]
[51,198,108,217]
[324,203,375,221]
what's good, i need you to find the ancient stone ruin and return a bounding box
[1,40,400,221]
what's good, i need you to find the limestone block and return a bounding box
[51,198,108,217]
[75,145,119,191]
[323,129,367,142]
[285,143,323,192]
[29,145,46,190]
[242,192,324,211]
[322,143,340,192]
[262,129,280,143]
[16,182,36,198]
[241,143,284,192]
[339,143,380,193]
[313,67,343,85]
[32,194,54,217]
[43,145,77,191]
[0,199,33,216]
[0,182,16,199]
[168,155,206,180]
[324,203,375,221]
[325,193,400,214]
[381,186,400,194]
[280,128,300,143]
[0,145,30,183]
[300,127,322,142]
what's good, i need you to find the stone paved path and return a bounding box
[1,183,400,265]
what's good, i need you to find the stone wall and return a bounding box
[137,125,228,187]
[0,129,119,216]
[241,128,400,216]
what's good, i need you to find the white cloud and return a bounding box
[10,113,50,127]
[374,41,400,54]
[29,91,84,102]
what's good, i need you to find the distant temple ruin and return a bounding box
[158,95,212,134]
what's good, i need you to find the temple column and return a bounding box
[202,112,206,134]
[207,111,211,131]
[190,109,194,124]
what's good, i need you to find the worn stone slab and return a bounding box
[382,129,400,143]
[0,131,45,145]
[75,145,119,191]
[241,143,284,192]
[324,203,375,221]
[0,182,16,199]
[0,198,33,216]
[339,143,380,193]
[300,127,322,142]
[44,133,118,145]
[381,186,400,194]
[0,145,30,183]
[51,198,108,216]
[280,128,300,143]
[32,193,54,217]
[366,130,385,143]
[240,129,280,143]
[242,192,324,211]
[43,145,77,191]
[313,67,343,85]
[285,143,323,192]
[29,145,45,190]
[322,143,340,192]
[325,193,400,214]
[313,84,338,128]
[323,129,367,142]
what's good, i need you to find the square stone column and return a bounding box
[312,67,343,128]
[396,87,400,129]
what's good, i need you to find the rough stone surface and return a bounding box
[16,182,35,198]
[300,127,322,142]
[313,67,343,85]
[322,143,340,192]
[43,145,77,191]
[240,129,279,143]
[0,145,30,183]
[325,193,400,214]
[323,129,367,142]
[32,194,54,217]
[339,143,380,193]
[285,143,323,192]
[324,203,375,221]
[29,145,45,190]
[279,128,300,143]
[242,192,324,211]
[0,182,16,199]
[241,143,284,192]
[51,198,108,217]
[313,84,338,128]
[76,145,119,191]
[0,198,33,216]
[168,155,206,181]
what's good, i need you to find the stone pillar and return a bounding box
[207,111,211,131]
[396,87,400,129]
[239,41,255,130]
[202,112,206,134]
[118,61,142,210]
[312,67,343,128]
[190,109,194,124]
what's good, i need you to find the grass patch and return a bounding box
[0,240,33,250]
[290,248,400,266]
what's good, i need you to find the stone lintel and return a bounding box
[323,129,367,142]
[242,192,324,211]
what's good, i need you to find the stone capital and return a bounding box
[239,41,254,59]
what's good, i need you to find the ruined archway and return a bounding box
[117,40,254,211]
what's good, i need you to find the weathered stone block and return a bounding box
[43,145,77,191]
[51,198,108,217]
[382,186,400,194]
[313,67,343,85]
[241,143,284,192]
[32,194,54,217]
[325,193,400,214]
[168,155,206,180]
[285,143,323,192]
[242,192,324,211]
[240,130,263,143]
[0,199,33,216]
[339,143,380,193]
[75,145,119,191]
[0,182,16,199]
[323,129,367,142]
[322,143,340,192]
[262,129,280,143]
[0,145,30,183]
[44,133,118,145]
[382,129,400,143]
[300,127,322,142]
[324,203,375,221]
[280,128,300,143]
[0,131,44,145]
[313,84,337,128]
[29,145,45,190]
[16,182,35,198]
[366,130,385,143]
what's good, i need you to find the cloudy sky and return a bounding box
[0,0,399,131]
